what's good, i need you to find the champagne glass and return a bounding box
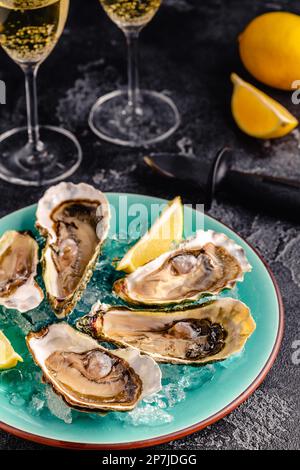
[0,0,82,186]
[89,0,180,147]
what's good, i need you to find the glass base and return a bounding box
[89,89,180,147]
[0,125,82,187]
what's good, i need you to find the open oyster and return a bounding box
[77,298,256,365]
[27,323,161,412]
[36,182,110,319]
[114,230,252,306]
[0,231,43,312]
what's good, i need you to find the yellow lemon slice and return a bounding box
[117,196,183,273]
[0,331,23,370]
[231,73,298,138]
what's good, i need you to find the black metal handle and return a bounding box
[224,170,300,221]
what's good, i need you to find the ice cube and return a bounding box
[12,311,32,334]
[0,307,9,326]
[0,368,23,390]
[9,393,26,407]
[28,393,45,416]
[115,403,173,427]
[27,308,51,327]
[81,289,99,307]
[45,387,73,424]
[164,383,186,408]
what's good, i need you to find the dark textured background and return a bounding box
[0,0,300,451]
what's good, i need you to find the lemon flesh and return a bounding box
[239,12,300,90]
[117,196,184,273]
[0,330,23,370]
[231,73,298,139]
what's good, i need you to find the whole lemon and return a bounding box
[239,12,300,90]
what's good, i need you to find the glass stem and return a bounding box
[23,64,41,152]
[125,30,141,115]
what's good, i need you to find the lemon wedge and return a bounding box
[117,196,184,273]
[231,73,298,138]
[0,331,23,370]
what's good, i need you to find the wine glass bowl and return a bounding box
[89,0,180,147]
[101,0,161,30]
[0,0,69,65]
[0,0,82,186]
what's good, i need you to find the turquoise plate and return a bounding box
[0,193,284,449]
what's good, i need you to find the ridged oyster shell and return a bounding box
[0,231,43,313]
[36,182,110,319]
[27,323,162,412]
[114,230,252,306]
[77,298,256,365]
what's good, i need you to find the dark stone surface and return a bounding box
[0,0,299,451]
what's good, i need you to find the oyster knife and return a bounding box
[144,148,300,221]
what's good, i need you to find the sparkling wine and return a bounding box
[0,0,69,64]
[100,0,161,28]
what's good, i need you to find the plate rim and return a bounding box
[0,195,284,450]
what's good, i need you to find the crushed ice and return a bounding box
[0,230,241,427]
[113,364,216,427]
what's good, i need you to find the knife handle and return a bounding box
[224,170,300,220]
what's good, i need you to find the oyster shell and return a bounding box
[77,298,256,365]
[114,230,252,306]
[36,182,110,319]
[27,323,162,412]
[0,231,43,312]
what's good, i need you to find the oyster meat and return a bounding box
[36,182,110,318]
[114,230,252,306]
[77,298,256,365]
[27,323,161,412]
[0,231,43,312]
